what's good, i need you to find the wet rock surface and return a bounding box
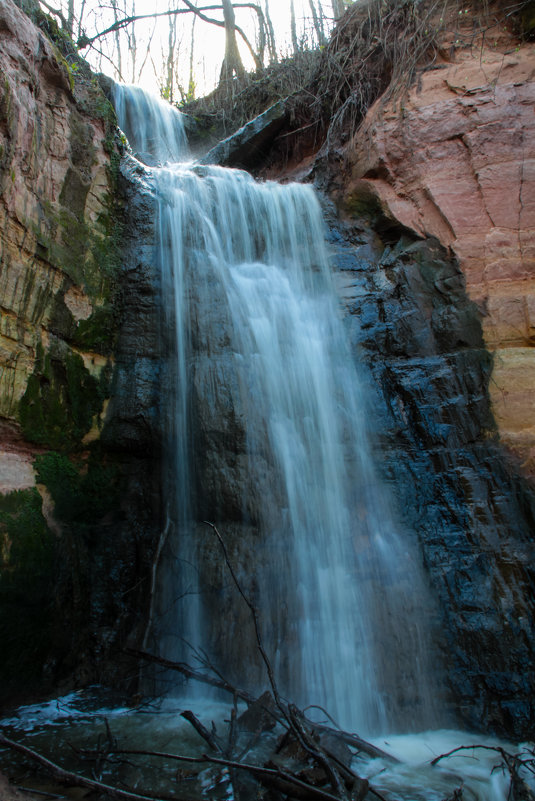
[324,204,535,738]
[200,101,288,170]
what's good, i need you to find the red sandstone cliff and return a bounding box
[342,41,535,476]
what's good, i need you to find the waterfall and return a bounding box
[113,84,440,735]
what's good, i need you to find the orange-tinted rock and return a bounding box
[346,44,535,476]
[0,0,114,433]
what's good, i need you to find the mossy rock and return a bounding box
[71,305,117,354]
[19,342,110,451]
[0,488,56,684]
[34,450,120,525]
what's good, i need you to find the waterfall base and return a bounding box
[1,689,532,801]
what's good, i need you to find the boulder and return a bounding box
[200,101,288,170]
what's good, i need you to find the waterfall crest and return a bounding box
[112,83,189,164]
[113,85,440,735]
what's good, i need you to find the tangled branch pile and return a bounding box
[185,0,535,163]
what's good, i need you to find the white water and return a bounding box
[112,83,188,163]
[113,84,440,735]
[3,692,534,801]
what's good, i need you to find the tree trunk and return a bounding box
[264,0,277,62]
[308,0,326,45]
[66,0,74,37]
[187,7,197,100]
[165,10,177,102]
[220,0,245,82]
[290,0,298,53]
[332,0,345,20]
[111,0,123,80]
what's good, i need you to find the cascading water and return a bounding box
[113,84,440,735]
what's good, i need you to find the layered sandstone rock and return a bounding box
[344,43,535,477]
[0,0,116,478]
[0,0,162,699]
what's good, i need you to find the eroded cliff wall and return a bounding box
[344,44,535,478]
[0,0,160,701]
[320,36,535,736]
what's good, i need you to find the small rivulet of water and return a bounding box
[112,84,439,736]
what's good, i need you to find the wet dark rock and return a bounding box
[103,156,160,456]
[324,202,535,739]
[238,691,278,733]
[200,101,288,171]
[83,155,163,687]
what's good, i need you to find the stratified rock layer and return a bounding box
[344,44,535,477]
[0,0,161,699]
[0,0,113,434]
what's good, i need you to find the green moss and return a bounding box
[0,73,12,127]
[59,167,90,221]
[35,450,120,525]
[72,305,117,354]
[34,193,122,304]
[19,342,108,451]
[0,488,55,683]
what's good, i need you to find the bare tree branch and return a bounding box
[124,646,261,708]
[0,734,174,801]
[77,1,264,71]
[39,0,67,27]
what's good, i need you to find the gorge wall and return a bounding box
[342,43,535,478]
[0,0,161,701]
[316,34,535,736]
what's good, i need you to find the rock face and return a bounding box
[200,101,288,170]
[0,0,113,434]
[1,0,534,743]
[323,206,535,737]
[0,0,161,701]
[343,44,535,478]
[300,36,535,737]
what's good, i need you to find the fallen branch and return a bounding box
[111,747,343,801]
[204,521,287,716]
[312,722,399,763]
[181,710,222,753]
[124,647,260,708]
[0,734,173,801]
[431,744,535,801]
[203,522,379,801]
[431,743,511,767]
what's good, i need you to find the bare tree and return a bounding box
[309,0,327,45]
[220,0,245,80]
[110,0,123,80]
[187,3,197,99]
[66,0,74,36]
[162,0,179,100]
[263,0,277,62]
[331,0,346,20]
[77,2,264,84]
[290,0,298,53]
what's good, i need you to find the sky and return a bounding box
[72,0,338,98]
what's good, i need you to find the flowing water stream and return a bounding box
[111,83,440,736]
